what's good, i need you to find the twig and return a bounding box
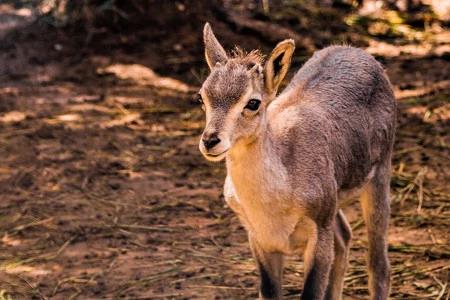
[111,223,179,233]
[186,284,253,291]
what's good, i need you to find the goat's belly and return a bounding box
[338,166,376,208]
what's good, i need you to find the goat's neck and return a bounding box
[226,121,282,191]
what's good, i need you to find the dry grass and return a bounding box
[0,1,449,299]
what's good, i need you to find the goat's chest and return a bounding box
[224,176,313,255]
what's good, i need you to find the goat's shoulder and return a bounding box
[268,93,328,133]
[268,101,332,169]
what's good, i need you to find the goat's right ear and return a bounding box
[203,23,228,70]
[264,39,295,97]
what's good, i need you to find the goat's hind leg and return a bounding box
[360,162,391,300]
[325,210,352,300]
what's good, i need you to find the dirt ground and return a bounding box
[0,2,449,299]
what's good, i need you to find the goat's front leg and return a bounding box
[302,226,334,300]
[249,235,284,300]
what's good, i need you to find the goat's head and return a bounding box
[198,23,295,161]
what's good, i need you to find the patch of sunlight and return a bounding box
[394,80,450,99]
[431,102,450,121]
[97,64,197,93]
[404,102,450,123]
[344,14,364,26]
[384,10,404,25]
[1,234,21,247]
[56,113,81,122]
[66,103,116,114]
[0,111,26,123]
[69,94,101,103]
[0,290,13,300]
[1,256,52,276]
[366,39,450,57]
[0,167,11,176]
[346,7,444,42]
[101,112,141,128]
[358,0,383,16]
[0,87,19,96]
[1,263,51,276]
[0,4,34,35]
[112,95,149,106]
[423,0,450,21]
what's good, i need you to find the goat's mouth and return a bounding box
[203,149,228,161]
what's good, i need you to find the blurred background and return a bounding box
[0,0,448,299]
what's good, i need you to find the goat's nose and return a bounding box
[202,134,221,150]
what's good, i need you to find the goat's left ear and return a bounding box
[264,39,295,96]
[203,23,228,70]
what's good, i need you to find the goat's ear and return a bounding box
[203,23,228,70]
[264,39,295,96]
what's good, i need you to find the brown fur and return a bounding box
[231,47,265,67]
[198,23,396,300]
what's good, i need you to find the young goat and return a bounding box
[198,23,396,300]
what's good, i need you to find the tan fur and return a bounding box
[325,210,352,300]
[226,145,313,255]
[360,165,391,300]
[198,23,396,300]
[264,40,295,98]
[232,47,265,66]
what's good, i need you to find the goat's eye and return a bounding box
[244,99,261,111]
[196,93,205,111]
[197,93,204,104]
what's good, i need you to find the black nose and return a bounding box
[202,134,221,150]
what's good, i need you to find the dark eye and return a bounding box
[197,93,203,104]
[244,99,261,111]
[196,93,206,111]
